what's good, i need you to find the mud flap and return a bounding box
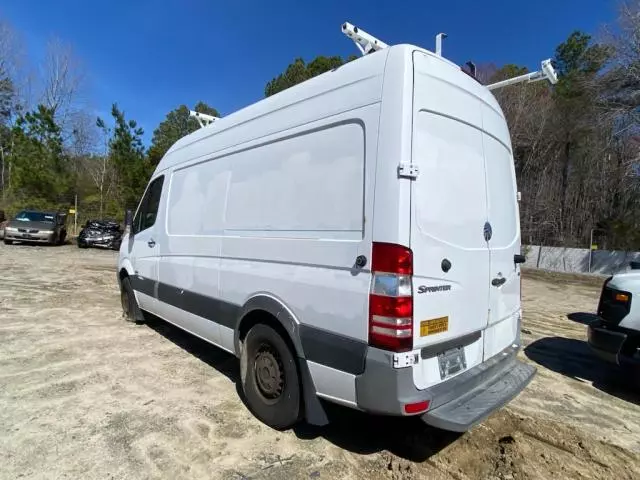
[131,294,145,323]
[298,358,329,426]
[422,360,536,432]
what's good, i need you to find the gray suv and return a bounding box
[3,210,68,245]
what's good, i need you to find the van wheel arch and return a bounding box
[234,296,304,358]
[235,297,329,427]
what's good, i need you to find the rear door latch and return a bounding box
[398,163,419,179]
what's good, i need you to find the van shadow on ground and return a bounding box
[524,313,640,406]
[144,315,460,462]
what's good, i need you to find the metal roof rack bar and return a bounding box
[189,110,219,129]
[341,22,388,56]
[487,59,558,91]
[341,21,559,90]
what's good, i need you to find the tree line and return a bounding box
[483,3,640,251]
[0,22,220,222]
[1,3,639,249]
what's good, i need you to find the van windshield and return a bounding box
[15,211,55,223]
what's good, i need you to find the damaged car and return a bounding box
[77,219,123,250]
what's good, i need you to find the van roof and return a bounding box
[158,44,505,172]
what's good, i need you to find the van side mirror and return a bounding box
[124,209,133,233]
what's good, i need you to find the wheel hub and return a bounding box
[254,346,284,400]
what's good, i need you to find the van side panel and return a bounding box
[219,104,379,401]
[220,107,377,334]
[158,160,228,346]
[224,122,364,238]
[156,86,381,402]
[162,56,386,171]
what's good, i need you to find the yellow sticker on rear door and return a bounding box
[420,317,449,336]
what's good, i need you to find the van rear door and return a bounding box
[483,130,522,360]
[409,52,490,390]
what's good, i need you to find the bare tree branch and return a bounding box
[40,37,85,128]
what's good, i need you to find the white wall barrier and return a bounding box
[523,245,640,275]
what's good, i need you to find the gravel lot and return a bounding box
[1,243,639,479]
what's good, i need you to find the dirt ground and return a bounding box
[1,244,639,480]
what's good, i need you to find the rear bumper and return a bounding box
[588,321,640,368]
[355,342,535,432]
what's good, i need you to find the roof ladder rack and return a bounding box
[189,110,219,129]
[341,21,559,91]
[487,59,558,90]
[342,22,389,55]
[342,22,448,58]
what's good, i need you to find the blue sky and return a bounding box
[2,0,616,145]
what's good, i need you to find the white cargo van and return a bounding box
[118,24,556,431]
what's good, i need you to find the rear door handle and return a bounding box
[491,277,506,287]
[147,239,156,248]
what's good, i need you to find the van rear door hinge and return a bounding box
[398,163,419,179]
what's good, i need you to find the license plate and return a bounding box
[438,346,466,380]
[21,234,32,239]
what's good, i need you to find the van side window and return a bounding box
[133,176,165,234]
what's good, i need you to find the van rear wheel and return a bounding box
[241,324,301,430]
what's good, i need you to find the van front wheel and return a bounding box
[241,324,301,430]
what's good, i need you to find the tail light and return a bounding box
[369,242,413,352]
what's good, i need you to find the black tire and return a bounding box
[120,277,143,323]
[58,231,66,245]
[241,324,301,430]
[4,239,12,245]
